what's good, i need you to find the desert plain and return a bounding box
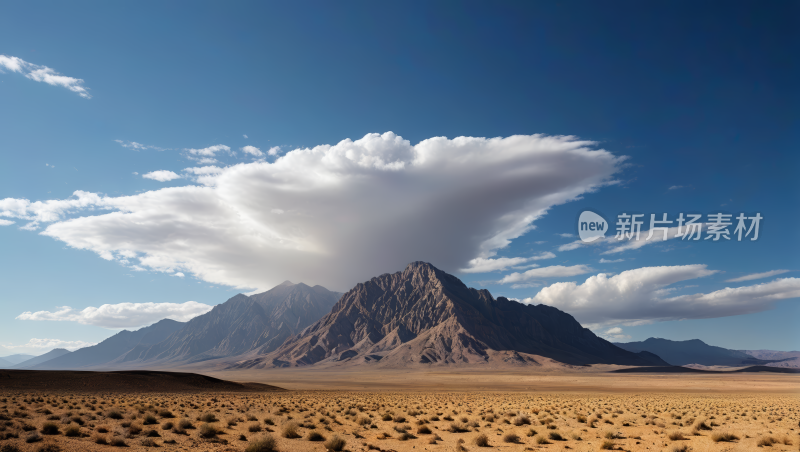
[0,366,798,452]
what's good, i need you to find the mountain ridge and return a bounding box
[614,337,788,367]
[233,262,667,369]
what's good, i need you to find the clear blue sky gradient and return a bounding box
[1,1,797,353]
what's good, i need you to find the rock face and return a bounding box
[233,262,667,368]
[118,282,341,365]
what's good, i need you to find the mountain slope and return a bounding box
[118,282,341,366]
[737,350,800,368]
[234,262,666,369]
[614,338,781,366]
[11,349,71,369]
[0,354,36,365]
[0,357,13,368]
[29,319,185,370]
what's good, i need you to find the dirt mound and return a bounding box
[0,369,284,393]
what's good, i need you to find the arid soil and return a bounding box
[0,369,797,452]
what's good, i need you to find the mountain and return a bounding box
[738,350,800,368]
[233,262,667,369]
[614,338,783,367]
[10,349,71,369]
[0,354,36,365]
[28,319,185,370]
[116,282,342,366]
[0,357,13,368]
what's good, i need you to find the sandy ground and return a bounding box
[0,368,797,452]
[202,367,800,394]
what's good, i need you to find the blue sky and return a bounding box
[1,1,798,355]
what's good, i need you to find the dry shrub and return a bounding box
[667,430,685,441]
[757,436,777,447]
[199,413,217,423]
[93,434,107,444]
[140,438,158,447]
[248,423,262,433]
[449,422,469,433]
[178,418,194,429]
[512,414,530,426]
[503,432,520,443]
[40,422,59,435]
[397,432,414,441]
[417,425,431,434]
[473,433,490,447]
[709,431,738,442]
[198,423,219,439]
[324,435,346,451]
[307,430,325,441]
[281,422,300,439]
[143,414,158,425]
[600,439,615,450]
[669,445,689,452]
[245,435,278,452]
[549,431,564,441]
[110,437,127,447]
[533,434,550,444]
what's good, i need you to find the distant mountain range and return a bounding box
[232,262,666,368]
[27,281,341,370]
[29,319,185,370]
[0,354,35,366]
[8,348,71,369]
[13,261,794,372]
[737,350,800,368]
[113,282,341,366]
[614,338,797,367]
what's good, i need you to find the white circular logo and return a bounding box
[578,211,607,242]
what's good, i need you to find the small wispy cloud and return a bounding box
[599,258,624,263]
[241,146,263,157]
[726,269,790,283]
[668,185,685,190]
[115,140,168,151]
[142,170,181,182]
[460,252,556,274]
[0,55,91,98]
[499,264,593,284]
[185,145,232,163]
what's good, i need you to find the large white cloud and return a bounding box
[0,132,624,291]
[16,302,213,329]
[0,55,91,98]
[524,265,800,326]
